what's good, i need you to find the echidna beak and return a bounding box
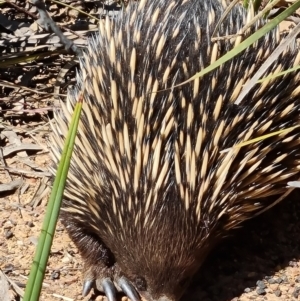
[82,279,93,297]
[102,278,117,301]
[118,276,141,301]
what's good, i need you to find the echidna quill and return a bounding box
[50,0,300,300]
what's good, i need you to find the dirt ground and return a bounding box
[1,0,300,301]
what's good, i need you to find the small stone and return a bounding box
[4,220,14,229]
[281,275,289,284]
[256,287,266,295]
[29,236,38,246]
[256,280,266,289]
[50,270,60,280]
[268,278,277,284]
[26,221,34,227]
[3,264,14,272]
[274,290,282,297]
[289,260,297,267]
[292,287,300,298]
[61,256,71,264]
[244,287,251,293]
[5,230,13,239]
[295,276,300,283]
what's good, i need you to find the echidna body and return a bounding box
[51,0,300,300]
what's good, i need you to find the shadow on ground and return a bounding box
[183,190,300,301]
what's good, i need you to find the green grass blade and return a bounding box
[257,64,300,82]
[23,96,83,301]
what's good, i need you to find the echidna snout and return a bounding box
[50,0,300,300]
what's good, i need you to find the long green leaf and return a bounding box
[23,96,83,301]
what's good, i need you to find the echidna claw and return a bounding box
[118,276,141,301]
[82,279,94,297]
[102,278,117,301]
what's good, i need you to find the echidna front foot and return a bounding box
[81,267,116,299]
[81,260,117,298]
[82,260,141,300]
[61,214,122,299]
[78,245,130,300]
[61,213,141,300]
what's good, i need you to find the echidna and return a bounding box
[50,0,300,300]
